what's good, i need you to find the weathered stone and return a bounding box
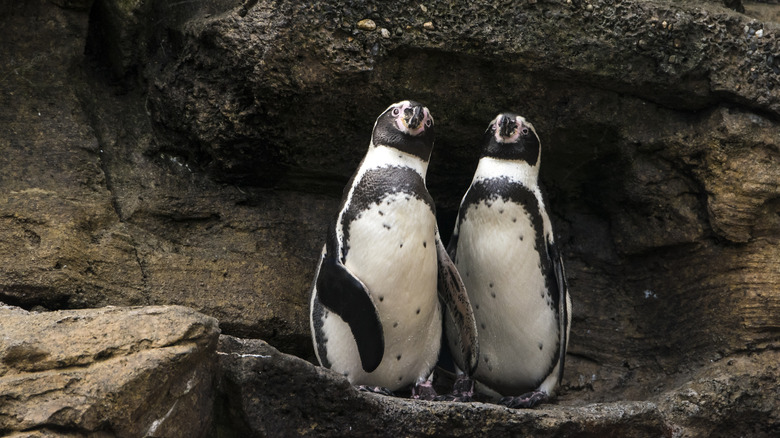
[0,305,219,437]
[214,335,779,437]
[142,0,780,188]
[356,18,376,31]
[0,0,332,358]
[48,0,94,10]
[1,0,779,435]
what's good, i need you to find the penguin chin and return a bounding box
[395,118,426,137]
[494,129,521,144]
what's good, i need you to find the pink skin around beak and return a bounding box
[393,102,433,136]
[494,115,529,143]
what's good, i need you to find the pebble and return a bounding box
[357,19,376,31]
[380,28,391,38]
[423,21,434,30]
[755,29,763,38]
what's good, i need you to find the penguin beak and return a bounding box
[498,115,517,139]
[404,105,424,130]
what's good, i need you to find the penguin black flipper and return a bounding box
[316,227,384,373]
[547,239,569,383]
[436,227,479,375]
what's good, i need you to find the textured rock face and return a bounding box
[0,305,220,437]
[0,0,324,357]
[215,335,779,437]
[133,0,780,405]
[0,0,778,436]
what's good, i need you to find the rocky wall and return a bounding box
[0,0,778,436]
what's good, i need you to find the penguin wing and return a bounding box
[435,227,479,375]
[316,227,384,373]
[446,227,459,261]
[547,239,569,383]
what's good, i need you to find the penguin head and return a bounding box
[370,100,435,161]
[482,113,541,166]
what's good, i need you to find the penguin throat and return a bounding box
[371,125,433,163]
[368,144,429,179]
[473,157,539,189]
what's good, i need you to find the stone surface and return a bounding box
[0,0,778,436]
[0,0,328,358]
[0,304,220,437]
[142,0,780,188]
[213,335,779,437]
[129,0,780,406]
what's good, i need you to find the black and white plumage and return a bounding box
[445,113,571,408]
[309,100,478,397]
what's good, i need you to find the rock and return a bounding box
[49,0,94,10]
[1,0,779,435]
[135,0,779,402]
[0,304,220,437]
[140,0,780,190]
[357,18,376,31]
[0,0,332,359]
[705,0,746,13]
[214,335,779,437]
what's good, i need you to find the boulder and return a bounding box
[0,0,327,358]
[0,305,220,437]
[214,335,779,437]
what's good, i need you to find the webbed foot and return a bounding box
[411,380,438,400]
[434,374,474,402]
[499,390,549,408]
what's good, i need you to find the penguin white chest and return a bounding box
[456,196,558,395]
[325,193,442,389]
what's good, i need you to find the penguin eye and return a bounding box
[425,118,433,128]
[391,107,401,117]
[520,127,530,135]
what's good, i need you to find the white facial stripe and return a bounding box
[522,118,541,145]
[393,101,411,133]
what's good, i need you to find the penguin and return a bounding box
[309,100,478,398]
[445,113,572,408]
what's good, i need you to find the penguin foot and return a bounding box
[499,390,549,409]
[411,380,438,400]
[434,375,474,402]
[357,385,395,397]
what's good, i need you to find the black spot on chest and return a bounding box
[461,178,545,251]
[340,166,433,260]
[458,177,559,307]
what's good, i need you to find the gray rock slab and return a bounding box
[213,335,779,437]
[0,305,220,437]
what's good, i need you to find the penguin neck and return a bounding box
[472,156,539,189]
[365,143,430,180]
